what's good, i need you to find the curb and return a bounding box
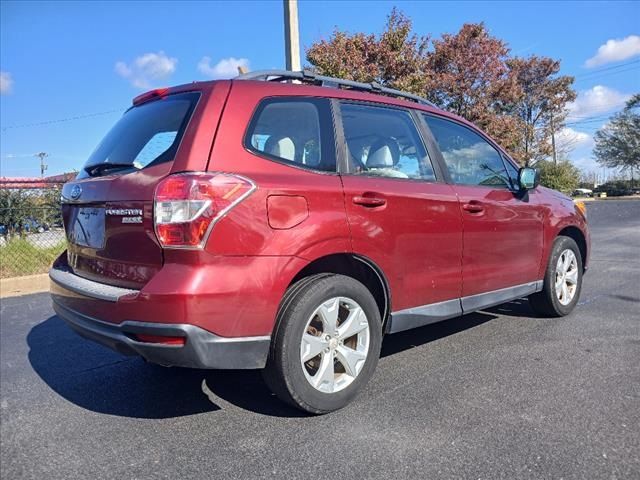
[575,196,640,203]
[0,273,49,298]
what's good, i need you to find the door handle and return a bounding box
[462,201,485,214]
[353,195,387,208]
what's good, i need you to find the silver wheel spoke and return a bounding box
[312,352,334,390]
[555,273,563,288]
[335,345,366,377]
[561,282,569,302]
[318,298,340,333]
[301,333,327,362]
[557,256,565,275]
[565,269,578,285]
[337,306,367,340]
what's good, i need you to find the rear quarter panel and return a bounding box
[203,82,351,259]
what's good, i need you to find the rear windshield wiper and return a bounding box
[84,162,138,177]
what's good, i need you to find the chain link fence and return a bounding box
[0,206,66,279]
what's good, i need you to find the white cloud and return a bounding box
[556,127,592,149]
[197,56,249,79]
[567,85,631,119]
[0,71,13,94]
[572,156,600,174]
[115,51,177,89]
[585,35,640,67]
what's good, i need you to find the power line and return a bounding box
[573,65,640,84]
[1,108,124,132]
[566,113,614,122]
[573,59,640,79]
[566,108,624,120]
[566,119,609,127]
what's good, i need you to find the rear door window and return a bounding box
[339,103,436,181]
[80,92,199,177]
[245,98,336,172]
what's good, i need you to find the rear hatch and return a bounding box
[60,89,213,289]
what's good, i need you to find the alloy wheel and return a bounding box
[300,297,370,393]
[555,249,579,305]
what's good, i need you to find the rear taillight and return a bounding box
[154,172,255,249]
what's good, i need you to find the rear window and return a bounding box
[79,92,199,178]
[244,97,336,172]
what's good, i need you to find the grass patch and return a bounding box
[0,237,65,278]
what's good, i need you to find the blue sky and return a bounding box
[1,0,639,178]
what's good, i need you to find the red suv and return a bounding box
[50,70,590,413]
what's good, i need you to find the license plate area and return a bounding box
[68,207,105,249]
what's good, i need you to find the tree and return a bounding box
[506,56,576,166]
[306,8,430,94]
[536,160,581,193]
[593,94,640,186]
[0,189,35,237]
[306,9,577,168]
[423,23,523,153]
[307,18,524,152]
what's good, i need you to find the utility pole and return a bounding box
[283,0,301,71]
[35,152,48,177]
[550,110,557,165]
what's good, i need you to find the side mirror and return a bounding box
[518,167,539,190]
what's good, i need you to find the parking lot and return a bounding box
[1,199,638,479]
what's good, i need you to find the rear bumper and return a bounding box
[49,253,305,338]
[50,268,271,369]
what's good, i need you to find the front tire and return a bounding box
[529,236,583,317]
[263,274,382,414]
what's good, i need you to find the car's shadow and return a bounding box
[484,298,539,318]
[28,304,522,419]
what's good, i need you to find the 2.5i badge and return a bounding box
[106,208,143,224]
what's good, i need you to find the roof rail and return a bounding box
[235,69,436,108]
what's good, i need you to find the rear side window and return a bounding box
[423,115,510,189]
[245,98,335,172]
[81,92,199,177]
[340,103,436,181]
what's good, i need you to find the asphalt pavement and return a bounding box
[1,199,639,479]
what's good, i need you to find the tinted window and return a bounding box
[340,103,436,181]
[81,92,199,176]
[424,115,510,188]
[246,99,334,172]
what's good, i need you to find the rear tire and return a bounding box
[263,274,382,414]
[529,236,583,317]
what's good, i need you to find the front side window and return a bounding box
[340,103,436,181]
[423,115,510,189]
[502,155,520,189]
[246,98,334,172]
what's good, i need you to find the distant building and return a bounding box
[0,172,77,190]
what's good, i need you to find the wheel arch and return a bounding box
[557,226,588,272]
[289,253,391,328]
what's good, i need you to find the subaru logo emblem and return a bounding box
[70,184,82,200]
